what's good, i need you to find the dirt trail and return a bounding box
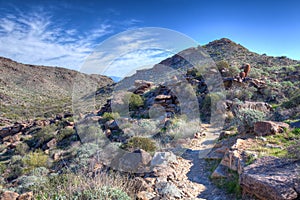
[172,125,232,200]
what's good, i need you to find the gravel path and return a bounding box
[181,149,231,200]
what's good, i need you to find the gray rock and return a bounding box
[151,152,178,167]
[211,164,228,179]
[156,182,182,198]
[118,149,152,173]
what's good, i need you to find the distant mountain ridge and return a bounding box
[203,38,299,67]
[0,57,113,119]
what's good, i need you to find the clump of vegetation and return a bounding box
[15,142,30,156]
[282,93,300,109]
[211,169,242,198]
[32,172,136,199]
[248,128,300,159]
[129,93,144,110]
[57,128,76,141]
[22,150,48,172]
[215,60,240,77]
[122,137,156,152]
[102,112,120,121]
[233,109,266,132]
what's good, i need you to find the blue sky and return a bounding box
[0,0,300,75]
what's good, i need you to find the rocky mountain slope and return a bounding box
[0,57,113,121]
[203,38,300,68]
[0,38,300,200]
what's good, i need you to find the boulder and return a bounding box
[17,192,33,200]
[211,164,228,178]
[254,121,289,136]
[155,181,182,199]
[290,120,300,128]
[136,191,156,200]
[0,191,19,200]
[118,149,152,172]
[105,120,118,130]
[240,156,300,200]
[151,152,178,167]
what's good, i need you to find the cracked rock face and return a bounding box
[240,156,300,200]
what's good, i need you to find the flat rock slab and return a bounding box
[240,156,300,200]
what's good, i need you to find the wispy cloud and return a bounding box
[82,28,197,77]
[0,11,112,69]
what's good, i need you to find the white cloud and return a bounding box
[81,28,197,77]
[0,11,112,69]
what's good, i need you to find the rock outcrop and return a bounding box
[240,156,300,200]
[254,121,289,136]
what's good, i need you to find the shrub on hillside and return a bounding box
[129,94,144,110]
[103,112,120,121]
[282,93,300,109]
[122,137,156,152]
[233,109,266,132]
[22,150,48,172]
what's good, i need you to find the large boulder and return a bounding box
[254,121,289,136]
[240,156,300,200]
[0,191,19,200]
[118,149,152,173]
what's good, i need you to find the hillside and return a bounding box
[204,38,300,67]
[0,38,300,200]
[0,57,113,121]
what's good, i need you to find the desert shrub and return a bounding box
[71,186,131,200]
[216,60,230,71]
[8,164,24,181]
[212,169,241,197]
[33,172,136,199]
[282,93,300,109]
[129,94,144,110]
[234,109,266,131]
[201,92,226,115]
[22,150,48,171]
[103,112,120,121]
[28,124,57,147]
[287,140,300,159]
[0,163,5,174]
[76,123,104,144]
[16,174,48,194]
[228,65,240,77]
[122,137,156,152]
[282,81,294,88]
[15,143,30,156]
[57,128,76,141]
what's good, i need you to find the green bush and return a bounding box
[0,163,5,174]
[234,109,266,130]
[102,112,120,121]
[216,60,230,71]
[15,143,30,156]
[122,137,156,152]
[129,94,144,110]
[282,93,300,109]
[22,150,48,171]
[57,128,76,141]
